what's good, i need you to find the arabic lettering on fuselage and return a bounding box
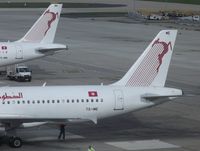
[0,93,23,101]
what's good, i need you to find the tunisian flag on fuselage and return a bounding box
[88,91,98,97]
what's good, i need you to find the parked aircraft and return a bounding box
[0,4,67,67]
[0,30,182,148]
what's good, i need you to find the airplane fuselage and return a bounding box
[0,86,181,124]
[0,42,66,67]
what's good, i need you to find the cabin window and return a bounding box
[91,99,94,102]
[67,99,69,103]
[72,99,74,103]
[96,99,98,102]
[47,100,50,103]
[22,100,25,104]
[2,101,5,104]
[42,100,45,104]
[27,100,30,104]
[52,100,55,103]
[7,101,10,104]
[81,99,84,103]
[37,100,40,104]
[32,101,35,104]
[57,100,60,103]
[101,98,103,102]
[17,101,20,104]
[77,99,79,103]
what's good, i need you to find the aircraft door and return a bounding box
[113,90,124,110]
[15,45,23,59]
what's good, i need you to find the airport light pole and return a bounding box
[127,0,137,18]
[128,0,136,16]
[164,0,168,11]
[133,0,136,13]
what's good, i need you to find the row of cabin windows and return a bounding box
[1,98,104,105]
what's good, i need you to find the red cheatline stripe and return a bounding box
[127,44,158,86]
[141,44,163,86]
[144,44,164,86]
[137,45,159,85]
[126,43,164,86]
[142,44,162,86]
[126,49,151,86]
[126,46,155,86]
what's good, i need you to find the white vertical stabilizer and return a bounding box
[113,30,177,87]
[18,4,62,43]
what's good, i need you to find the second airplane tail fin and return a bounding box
[113,30,177,87]
[18,4,62,43]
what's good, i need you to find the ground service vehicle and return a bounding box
[7,64,31,82]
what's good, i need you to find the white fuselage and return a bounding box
[0,86,181,123]
[0,42,66,67]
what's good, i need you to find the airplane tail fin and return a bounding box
[18,4,62,43]
[113,30,177,87]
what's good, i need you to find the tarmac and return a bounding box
[0,3,200,151]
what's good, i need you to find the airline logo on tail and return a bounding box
[152,38,172,72]
[44,10,59,36]
[19,4,62,43]
[126,32,173,87]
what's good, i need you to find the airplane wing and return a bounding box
[0,116,93,130]
[0,114,34,120]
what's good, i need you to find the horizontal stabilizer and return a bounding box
[142,87,183,99]
[36,44,68,55]
[37,47,67,54]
